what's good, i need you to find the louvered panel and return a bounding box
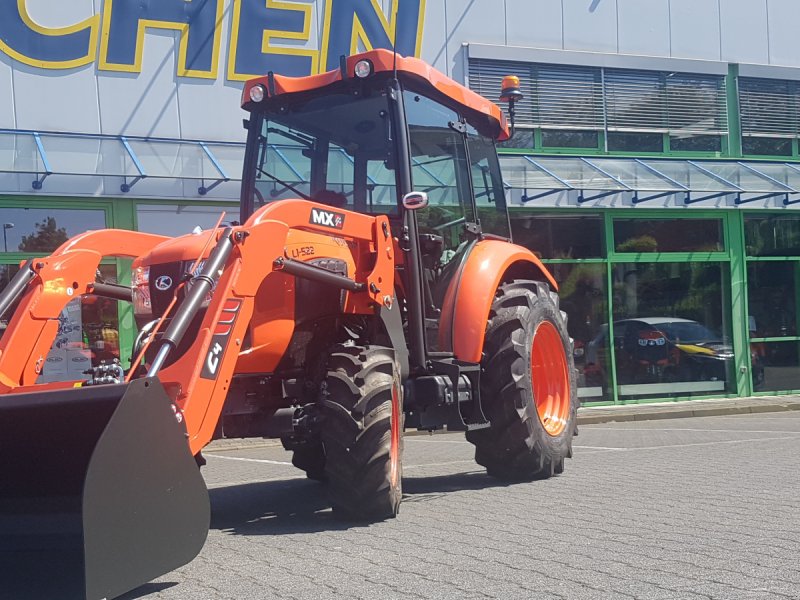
[468,59,603,130]
[468,58,536,125]
[605,69,727,134]
[534,64,604,130]
[739,78,800,138]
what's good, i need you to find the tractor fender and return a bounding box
[450,240,557,363]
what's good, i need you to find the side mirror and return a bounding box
[402,191,429,211]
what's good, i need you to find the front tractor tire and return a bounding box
[319,345,403,520]
[467,280,578,480]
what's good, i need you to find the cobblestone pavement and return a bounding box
[124,412,800,600]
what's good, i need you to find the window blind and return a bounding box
[739,77,800,138]
[468,59,727,136]
[604,70,727,135]
[468,59,602,130]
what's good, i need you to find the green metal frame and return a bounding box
[509,205,786,404]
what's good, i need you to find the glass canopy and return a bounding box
[2,129,799,207]
[500,155,800,205]
[0,129,243,195]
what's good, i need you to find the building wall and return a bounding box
[1,0,797,143]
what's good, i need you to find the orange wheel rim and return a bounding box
[389,381,400,486]
[531,321,570,436]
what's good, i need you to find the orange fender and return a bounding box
[448,240,557,364]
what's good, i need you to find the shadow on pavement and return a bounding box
[118,582,178,599]
[402,470,511,495]
[209,469,511,536]
[209,478,365,536]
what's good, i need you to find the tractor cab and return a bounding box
[240,50,511,358]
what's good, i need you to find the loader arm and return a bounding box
[0,230,168,391]
[151,200,394,455]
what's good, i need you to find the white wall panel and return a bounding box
[562,0,618,54]
[669,0,721,61]
[176,0,244,142]
[505,0,563,50]
[419,0,447,73]
[720,0,769,65]
[97,32,182,139]
[444,0,506,79]
[14,66,101,134]
[617,0,670,57]
[0,62,15,130]
[766,0,800,68]
[12,0,100,133]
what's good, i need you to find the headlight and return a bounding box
[132,266,152,318]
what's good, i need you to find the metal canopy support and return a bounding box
[577,157,630,203]
[734,162,795,204]
[735,192,790,205]
[119,137,146,193]
[198,143,230,195]
[631,191,678,204]
[31,132,52,190]
[684,191,729,204]
[521,189,563,203]
[577,190,617,203]
[683,160,742,204]
[631,159,688,204]
[519,156,573,203]
[783,164,800,205]
[784,194,800,206]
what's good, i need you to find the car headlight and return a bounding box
[132,266,152,318]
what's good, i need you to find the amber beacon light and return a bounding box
[499,75,523,139]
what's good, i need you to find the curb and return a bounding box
[577,398,800,425]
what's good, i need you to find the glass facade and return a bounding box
[508,208,774,404]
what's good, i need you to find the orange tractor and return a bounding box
[0,50,577,600]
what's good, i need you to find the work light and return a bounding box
[354,59,373,78]
[249,84,266,103]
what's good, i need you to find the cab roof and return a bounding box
[242,49,510,142]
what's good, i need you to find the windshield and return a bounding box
[250,90,399,216]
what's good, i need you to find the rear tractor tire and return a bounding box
[318,345,403,520]
[467,280,578,480]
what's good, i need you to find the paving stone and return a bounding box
[124,412,800,600]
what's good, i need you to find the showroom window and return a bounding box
[511,212,610,403]
[0,201,126,382]
[0,207,106,253]
[510,210,741,405]
[745,214,800,394]
[136,203,236,236]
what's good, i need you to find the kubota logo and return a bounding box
[310,208,345,230]
[154,275,173,291]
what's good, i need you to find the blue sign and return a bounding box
[0,0,426,80]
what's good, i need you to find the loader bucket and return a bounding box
[0,378,210,600]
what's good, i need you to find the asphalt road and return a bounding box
[124,412,800,600]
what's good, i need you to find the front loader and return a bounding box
[0,50,578,600]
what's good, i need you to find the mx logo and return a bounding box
[310,207,345,230]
